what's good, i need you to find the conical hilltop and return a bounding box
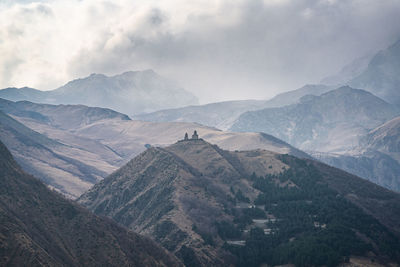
[79,134,400,266]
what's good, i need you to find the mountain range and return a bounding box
[0,98,308,198]
[0,70,198,115]
[321,38,400,107]
[137,84,333,130]
[132,38,400,195]
[229,86,400,191]
[231,86,399,153]
[0,111,109,198]
[79,138,400,266]
[312,116,400,191]
[2,56,400,196]
[349,39,400,106]
[0,140,180,266]
[0,8,400,267]
[321,54,373,86]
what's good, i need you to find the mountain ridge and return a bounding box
[349,38,400,106]
[0,70,198,115]
[78,139,289,265]
[136,84,333,130]
[312,115,400,191]
[0,140,181,266]
[0,109,120,198]
[79,138,400,266]
[231,86,400,153]
[0,98,309,198]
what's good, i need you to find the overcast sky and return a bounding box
[1,0,400,103]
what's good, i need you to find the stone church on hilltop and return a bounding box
[183,130,199,141]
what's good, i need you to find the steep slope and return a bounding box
[0,111,119,198]
[350,38,400,106]
[137,84,332,130]
[0,70,198,114]
[321,54,372,86]
[0,97,130,130]
[263,84,334,108]
[79,139,400,266]
[78,139,291,266]
[364,116,400,152]
[312,151,400,192]
[231,86,399,152]
[0,87,46,102]
[312,116,400,191]
[0,140,180,266]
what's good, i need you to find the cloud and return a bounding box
[1,0,400,102]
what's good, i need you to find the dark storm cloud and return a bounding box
[2,0,400,102]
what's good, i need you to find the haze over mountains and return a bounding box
[136,37,400,133]
[137,84,334,130]
[0,70,198,115]
[1,38,399,195]
[349,39,400,106]
[1,43,400,195]
[0,98,308,198]
[229,87,400,191]
[131,39,400,193]
[136,36,400,130]
[231,86,399,152]
[1,1,400,266]
[0,98,134,198]
[321,54,373,86]
[0,111,104,198]
[313,116,400,191]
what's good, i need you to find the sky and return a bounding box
[1,0,400,103]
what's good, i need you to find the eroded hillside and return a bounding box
[79,138,400,266]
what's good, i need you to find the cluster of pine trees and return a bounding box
[223,156,400,266]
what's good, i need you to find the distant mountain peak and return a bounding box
[0,69,198,114]
[142,68,157,74]
[299,86,370,103]
[321,85,382,98]
[88,73,106,78]
[299,94,319,103]
[231,85,399,152]
[348,37,400,105]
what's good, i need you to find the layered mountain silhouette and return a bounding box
[321,54,373,86]
[0,98,308,198]
[365,116,400,152]
[0,140,181,266]
[79,138,400,266]
[320,38,400,106]
[0,97,130,129]
[0,98,133,198]
[0,70,198,115]
[230,86,400,191]
[349,39,400,106]
[313,116,400,191]
[231,86,399,153]
[0,111,108,198]
[137,84,333,130]
[136,100,269,130]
